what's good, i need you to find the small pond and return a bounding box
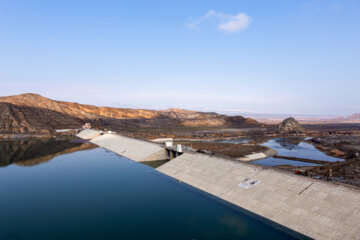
[252,138,343,166]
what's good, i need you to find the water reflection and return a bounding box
[275,138,303,150]
[0,138,97,167]
[219,215,250,236]
[263,138,343,162]
[253,138,343,166]
[140,160,169,168]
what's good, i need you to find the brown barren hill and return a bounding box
[275,117,303,134]
[0,93,264,133]
[346,113,360,122]
[0,93,161,120]
[0,102,83,134]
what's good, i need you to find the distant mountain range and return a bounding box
[0,93,263,134]
[342,113,360,122]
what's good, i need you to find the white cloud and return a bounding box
[187,9,251,33]
[218,13,251,32]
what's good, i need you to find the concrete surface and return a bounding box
[237,148,276,161]
[158,153,360,240]
[76,129,101,140]
[151,138,173,143]
[90,134,168,162]
[237,152,268,161]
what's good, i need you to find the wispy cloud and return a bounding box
[187,9,251,33]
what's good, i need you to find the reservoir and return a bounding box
[0,139,307,240]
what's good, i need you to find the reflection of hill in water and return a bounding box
[276,138,304,150]
[0,138,97,167]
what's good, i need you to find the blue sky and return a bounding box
[0,0,359,116]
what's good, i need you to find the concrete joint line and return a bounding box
[219,185,236,197]
[298,182,314,195]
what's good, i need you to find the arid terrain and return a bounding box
[1,93,360,188]
[0,93,262,135]
[135,118,360,188]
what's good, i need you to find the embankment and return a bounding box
[158,153,360,240]
[90,133,168,162]
[78,130,360,240]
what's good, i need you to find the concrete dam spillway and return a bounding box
[77,130,360,240]
[91,133,168,162]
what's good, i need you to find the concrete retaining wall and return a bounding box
[90,134,168,162]
[76,129,101,140]
[158,153,360,240]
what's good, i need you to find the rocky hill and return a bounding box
[275,117,303,134]
[0,102,83,134]
[0,93,263,134]
[346,113,360,122]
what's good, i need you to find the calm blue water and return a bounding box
[253,138,343,166]
[0,141,308,240]
[262,138,343,162]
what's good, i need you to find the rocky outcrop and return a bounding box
[0,93,264,133]
[0,102,83,134]
[346,113,360,122]
[275,117,303,134]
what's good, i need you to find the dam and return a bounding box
[78,129,360,240]
[0,138,305,239]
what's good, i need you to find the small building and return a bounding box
[165,142,173,147]
[177,144,182,153]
